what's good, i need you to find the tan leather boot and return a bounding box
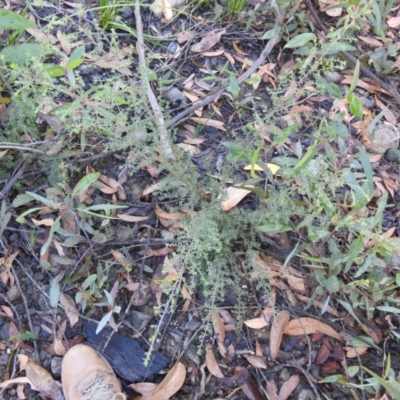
[61,344,126,400]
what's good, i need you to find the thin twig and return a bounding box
[167,10,286,128]
[0,161,27,200]
[134,0,175,160]
[307,0,400,106]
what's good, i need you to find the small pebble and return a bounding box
[50,356,63,379]
[385,148,400,162]
[324,71,343,83]
[7,285,21,302]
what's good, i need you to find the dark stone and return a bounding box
[0,322,11,340]
[386,148,400,162]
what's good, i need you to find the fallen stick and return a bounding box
[134,0,175,160]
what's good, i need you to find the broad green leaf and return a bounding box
[358,147,374,195]
[67,58,84,71]
[250,144,262,178]
[25,191,56,208]
[261,26,280,39]
[82,274,97,289]
[362,367,400,397]
[0,9,36,29]
[294,143,316,172]
[45,64,65,77]
[284,33,316,49]
[67,46,85,69]
[12,193,35,207]
[344,235,363,273]
[376,305,400,313]
[326,275,340,293]
[321,375,341,383]
[371,192,387,227]
[347,366,360,377]
[49,279,60,308]
[347,93,363,118]
[96,311,112,334]
[71,172,100,198]
[0,43,43,66]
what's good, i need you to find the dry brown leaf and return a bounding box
[270,311,290,360]
[283,318,342,341]
[244,307,274,329]
[25,359,64,399]
[205,343,224,378]
[232,41,248,55]
[387,16,400,28]
[135,362,186,400]
[0,377,38,391]
[220,186,252,211]
[278,375,300,400]
[57,30,71,55]
[202,48,225,57]
[31,218,54,227]
[190,29,226,53]
[155,205,184,220]
[0,250,19,288]
[118,214,149,222]
[190,117,226,131]
[211,310,225,343]
[255,340,263,357]
[0,149,9,158]
[177,31,195,43]
[111,250,132,269]
[224,51,235,65]
[345,346,368,358]
[177,143,201,155]
[142,183,160,197]
[243,354,268,369]
[97,174,126,200]
[59,293,79,328]
[252,256,306,292]
[358,35,383,47]
[266,380,279,400]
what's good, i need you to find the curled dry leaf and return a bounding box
[211,310,225,344]
[243,354,268,369]
[118,214,149,222]
[25,359,64,400]
[270,311,290,360]
[190,28,226,53]
[345,346,368,358]
[220,186,252,211]
[205,343,224,378]
[283,318,342,341]
[278,375,300,400]
[135,362,186,400]
[60,293,79,328]
[155,205,184,220]
[190,117,226,132]
[244,307,274,329]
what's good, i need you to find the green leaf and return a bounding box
[349,60,360,94]
[96,311,113,334]
[0,9,36,29]
[85,204,127,211]
[347,93,363,118]
[362,366,400,397]
[25,191,56,208]
[45,64,65,77]
[257,223,291,233]
[67,46,85,70]
[227,74,240,98]
[358,147,374,195]
[49,279,60,308]
[16,207,45,224]
[284,33,316,49]
[0,43,43,66]
[346,366,360,377]
[326,275,340,293]
[261,26,280,39]
[337,299,362,324]
[12,193,35,208]
[71,172,100,198]
[294,143,316,172]
[82,274,97,289]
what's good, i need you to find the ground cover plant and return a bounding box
[0,0,400,399]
